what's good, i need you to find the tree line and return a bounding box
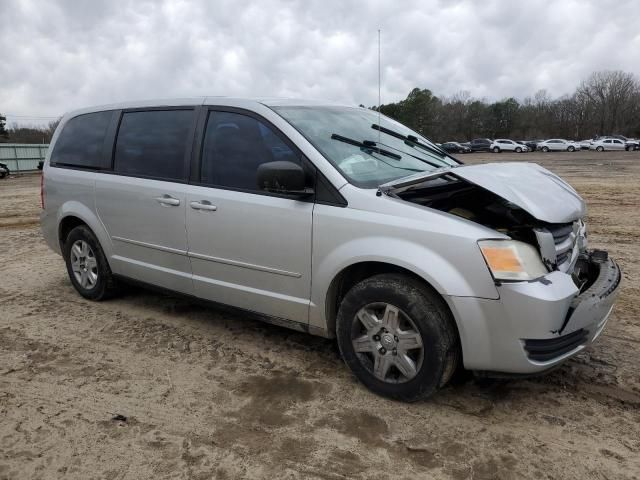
[2,70,639,145]
[0,115,60,144]
[371,70,640,142]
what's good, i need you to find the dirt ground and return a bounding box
[1,151,639,480]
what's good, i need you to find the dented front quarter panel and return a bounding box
[309,184,508,332]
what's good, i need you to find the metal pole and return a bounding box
[14,145,19,175]
[378,29,381,143]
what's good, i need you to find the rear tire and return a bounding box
[336,274,459,402]
[63,225,118,301]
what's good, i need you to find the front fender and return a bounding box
[309,234,499,333]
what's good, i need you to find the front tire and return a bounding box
[568,146,575,152]
[515,147,522,153]
[541,146,549,152]
[63,225,118,300]
[336,274,459,401]
[596,146,604,152]
[492,147,500,153]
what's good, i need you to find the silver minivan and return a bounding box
[41,98,621,401]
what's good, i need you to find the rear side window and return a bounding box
[50,111,112,169]
[114,110,194,181]
[200,111,299,191]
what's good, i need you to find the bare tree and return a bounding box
[577,70,640,135]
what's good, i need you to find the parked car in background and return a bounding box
[441,141,472,154]
[579,140,593,150]
[590,138,627,151]
[517,140,537,152]
[470,138,492,152]
[40,97,621,401]
[490,139,528,153]
[609,135,639,151]
[0,162,10,179]
[537,139,578,152]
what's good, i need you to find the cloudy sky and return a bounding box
[1,0,639,125]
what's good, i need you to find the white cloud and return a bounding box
[1,0,639,124]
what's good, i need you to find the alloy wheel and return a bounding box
[70,240,98,290]
[351,302,424,384]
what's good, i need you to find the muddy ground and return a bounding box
[1,151,639,479]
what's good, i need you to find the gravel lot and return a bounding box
[1,151,639,479]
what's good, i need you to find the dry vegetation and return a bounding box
[1,151,639,479]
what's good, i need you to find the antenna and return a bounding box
[378,29,381,142]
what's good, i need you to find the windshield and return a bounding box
[272,105,459,188]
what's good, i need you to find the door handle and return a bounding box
[154,195,180,207]
[190,201,217,211]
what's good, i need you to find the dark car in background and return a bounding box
[470,138,492,152]
[441,141,472,154]
[0,162,10,179]
[518,140,538,152]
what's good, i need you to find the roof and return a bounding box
[62,97,353,120]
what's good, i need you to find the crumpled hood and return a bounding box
[452,163,585,223]
[383,162,586,224]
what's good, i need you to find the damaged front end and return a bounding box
[381,162,622,371]
[384,164,603,291]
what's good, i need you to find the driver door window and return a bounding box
[200,111,300,191]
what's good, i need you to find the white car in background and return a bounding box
[490,139,529,153]
[537,139,578,152]
[579,140,593,150]
[607,136,639,151]
[589,138,626,151]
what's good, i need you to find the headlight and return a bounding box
[478,240,549,281]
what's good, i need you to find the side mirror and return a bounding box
[257,161,312,196]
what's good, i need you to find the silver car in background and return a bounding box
[590,137,633,151]
[41,98,621,401]
[538,139,579,152]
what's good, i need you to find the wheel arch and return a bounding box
[57,201,113,259]
[323,261,461,346]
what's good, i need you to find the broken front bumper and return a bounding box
[446,251,621,374]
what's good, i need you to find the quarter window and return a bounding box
[50,111,112,169]
[114,110,194,180]
[200,111,299,191]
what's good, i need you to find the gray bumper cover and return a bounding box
[447,253,621,373]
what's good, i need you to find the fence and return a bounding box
[0,144,49,173]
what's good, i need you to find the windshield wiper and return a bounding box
[330,133,402,160]
[371,124,458,164]
[371,140,447,169]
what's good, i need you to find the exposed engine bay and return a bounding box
[395,175,540,242]
[390,174,602,293]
